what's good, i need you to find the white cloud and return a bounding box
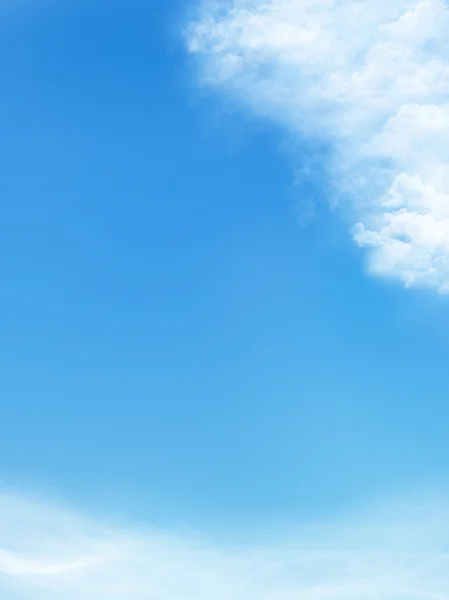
[187,0,449,293]
[1,490,449,599]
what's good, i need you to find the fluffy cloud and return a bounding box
[187,0,449,292]
[1,490,449,599]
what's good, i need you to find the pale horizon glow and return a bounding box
[1,490,449,599]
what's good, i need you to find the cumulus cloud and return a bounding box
[1,490,449,599]
[187,0,449,292]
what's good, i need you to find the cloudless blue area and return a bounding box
[1,0,449,531]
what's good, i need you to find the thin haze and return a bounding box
[2,491,449,599]
[187,0,449,293]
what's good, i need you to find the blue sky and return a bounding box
[2,1,449,598]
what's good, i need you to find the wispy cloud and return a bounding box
[1,490,449,599]
[187,0,449,293]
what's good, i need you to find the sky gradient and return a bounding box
[1,1,449,598]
